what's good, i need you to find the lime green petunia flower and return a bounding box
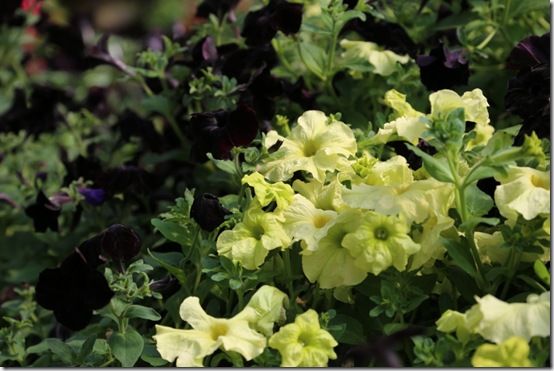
[302,209,368,288]
[494,166,550,223]
[409,213,454,270]
[429,88,493,148]
[235,285,289,337]
[436,291,550,344]
[341,211,420,275]
[340,39,410,76]
[260,110,357,182]
[268,309,338,367]
[216,202,291,270]
[283,194,338,252]
[471,336,533,367]
[242,172,294,214]
[292,178,347,211]
[153,296,267,367]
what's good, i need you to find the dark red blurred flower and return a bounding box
[416,45,469,91]
[20,0,42,15]
[241,0,303,46]
[187,104,259,161]
[25,191,61,233]
[190,193,230,231]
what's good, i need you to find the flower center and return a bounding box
[251,224,265,240]
[374,226,389,240]
[303,140,320,157]
[297,332,312,347]
[313,214,331,229]
[210,322,229,341]
[531,174,549,189]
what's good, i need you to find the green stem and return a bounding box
[282,249,295,301]
[500,249,522,299]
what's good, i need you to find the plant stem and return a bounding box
[282,249,295,301]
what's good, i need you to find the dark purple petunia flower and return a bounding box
[187,104,259,161]
[505,33,550,139]
[78,188,106,206]
[416,45,469,91]
[35,247,113,330]
[196,0,240,18]
[190,193,230,231]
[241,0,303,46]
[99,224,142,262]
[283,77,317,110]
[25,191,61,233]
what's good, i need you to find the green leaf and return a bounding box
[78,336,97,361]
[444,238,476,278]
[443,266,481,302]
[151,218,191,245]
[147,249,187,284]
[406,144,455,183]
[463,165,499,186]
[108,328,144,368]
[464,184,493,217]
[206,153,237,175]
[229,278,242,290]
[125,304,162,321]
[533,260,550,285]
[142,95,173,117]
[298,42,326,78]
[141,342,168,366]
[329,314,365,345]
[44,338,75,364]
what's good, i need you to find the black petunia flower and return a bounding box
[35,247,113,331]
[196,0,240,18]
[505,33,550,139]
[241,0,303,46]
[99,224,142,262]
[416,45,469,91]
[342,15,418,57]
[187,104,259,161]
[25,191,61,233]
[190,193,230,231]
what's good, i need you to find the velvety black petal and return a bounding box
[416,45,469,91]
[25,191,61,233]
[81,269,115,310]
[241,0,303,46]
[506,33,549,70]
[100,224,142,262]
[97,166,155,195]
[62,154,103,186]
[75,234,104,269]
[35,268,65,310]
[223,104,260,155]
[342,15,418,57]
[284,77,317,109]
[196,0,239,18]
[221,45,278,82]
[190,193,230,231]
[53,300,93,331]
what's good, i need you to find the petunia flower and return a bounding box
[292,178,347,212]
[25,191,61,233]
[98,224,142,262]
[493,166,550,223]
[283,194,337,252]
[341,211,420,275]
[154,285,287,366]
[268,309,338,367]
[474,231,550,265]
[234,285,289,337]
[505,33,550,139]
[416,45,469,91]
[35,242,113,330]
[78,187,106,206]
[302,209,368,288]
[241,0,303,46]
[340,39,410,77]
[242,172,294,214]
[196,0,239,18]
[190,193,230,232]
[187,104,259,161]
[471,336,533,367]
[260,110,357,182]
[216,202,291,270]
[436,291,550,344]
